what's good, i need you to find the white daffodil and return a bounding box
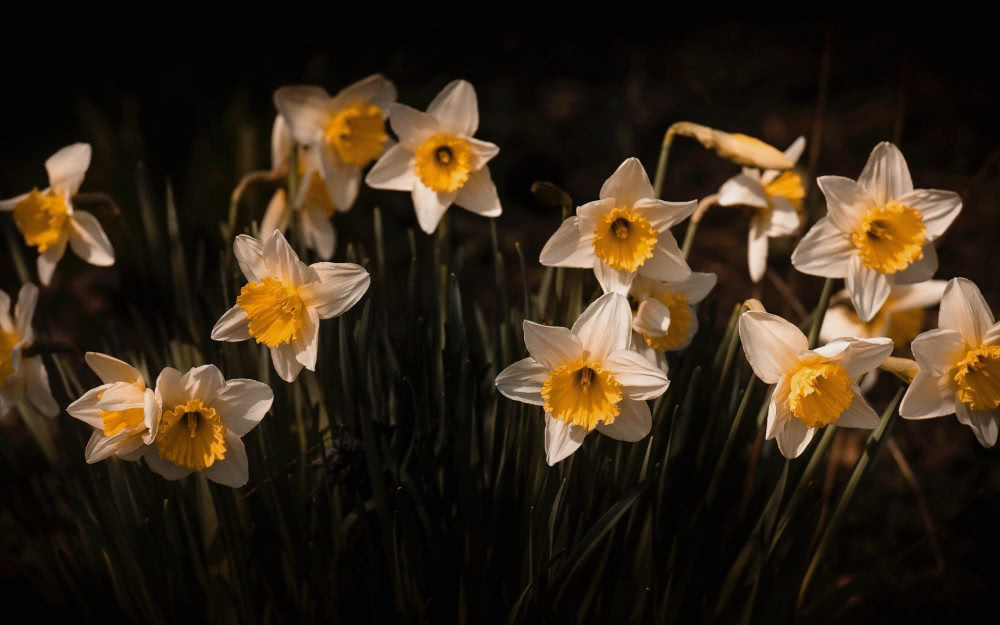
[0,283,58,417]
[143,365,273,487]
[791,142,961,322]
[717,136,805,283]
[211,229,370,382]
[495,293,670,465]
[260,116,338,259]
[66,352,160,463]
[0,143,114,286]
[629,272,717,370]
[365,79,501,234]
[739,311,893,458]
[900,278,1000,447]
[274,74,397,212]
[821,281,946,349]
[538,158,696,295]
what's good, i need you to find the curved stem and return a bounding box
[652,124,679,199]
[806,278,834,349]
[680,193,718,259]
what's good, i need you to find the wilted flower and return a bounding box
[669,122,795,170]
[791,142,961,322]
[211,229,370,382]
[539,158,696,295]
[630,272,717,370]
[717,137,805,282]
[495,293,669,465]
[739,311,893,458]
[274,74,397,211]
[144,365,273,487]
[0,144,114,285]
[0,283,58,417]
[365,80,501,234]
[900,278,1000,447]
[66,353,159,463]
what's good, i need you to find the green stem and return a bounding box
[806,278,835,349]
[680,220,699,259]
[652,124,679,199]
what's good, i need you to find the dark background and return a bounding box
[2,21,998,622]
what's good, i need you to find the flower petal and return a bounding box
[365,144,418,191]
[0,191,30,211]
[180,365,226,403]
[775,417,816,459]
[603,349,669,400]
[835,386,881,429]
[212,378,273,437]
[66,385,108,428]
[632,298,670,337]
[270,116,293,172]
[263,229,309,286]
[388,103,441,151]
[597,398,651,441]
[766,376,792,439]
[673,272,717,303]
[739,311,808,383]
[211,305,250,342]
[466,137,499,170]
[858,142,913,205]
[495,357,548,406]
[68,210,115,267]
[819,337,893,379]
[24,355,58,417]
[300,203,336,260]
[748,216,769,283]
[717,173,768,208]
[544,413,587,465]
[571,293,632,362]
[144,447,192,481]
[764,196,800,237]
[790,217,855,278]
[203,431,250,487]
[271,342,305,382]
[889,280,947,311]
[577,198,615,234]
[37,239,67,286]
[155,367,185,410]
[85,430,143,464]
[939,278,995,347]
[955,402,1000,448]
[455,166,501,217]
[46,143,91,195]
[984,321,1000,347]
[13,283,38,340]
[639,231,691,282]
[632,198,697,231]
[899,189,962,241]
[411,183,455,234]
[522,321,583,370]
[273,86,330,144]
[539,217,594,268]
[910,328,965,375]
[300,262,370,319]
[318,145,361,211]
[900,369,956,420]
[846,255,891,323]
[893,243,938,285]
[599,158,654,206]
[260,189,291,238]
[293,306,320,370]
[96,382,146,411]
[427,79,479,136]
[330,74,397,113]
[594,261,634,296]
[234,235,267,283]
[820,305,869,343]
[817,175,875,233]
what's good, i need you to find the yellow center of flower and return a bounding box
[297,159,337,217]
[13,188,70,252]
[851,201,925,274]
[414,133,473,193]
[641,292,692,352]
[787,363,854,428]
[0,329,20,390]
[763,170,805,218]
[953,345,1000,412]
[237,278,307,348]
[156,398,227,471]
[591,208,659,273]
[324,103,388,167]
[95,390,145,437]
[540,359,623,431]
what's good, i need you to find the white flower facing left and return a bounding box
[66,352,160,463]
[144,365,273,487]
[365,79,502,234]
[539,158,696,295]
[792,142,961,322]
[900,278,1000,447]
[0,283,58,417]
[211,229,370,382]
[629,272,717,371]
[0,143,115,285]
[739,311,893,458]
[495,293,670,465]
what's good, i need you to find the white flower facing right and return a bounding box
[739,311,893,458]
[495,293,670,465]
[0,283,58,417]
[900,278,1000,447]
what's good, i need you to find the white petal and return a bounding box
[212,378,273,437]
[143,447,192,481]
[37,239,67,286]
[594,261,634,296]
[46,143,91,195]
[604,349,669,400]
[210,305,251,342]
[900,369,956,420]
[24,355,58,417]
[910,328,965,375]
[13,283,38,339]
[0,191,30,211]
[717,174,769,208]
[672,272,717,303]
[539,217,594,268]
[748,216,769,283]
[273,86,330,144]
[836,386,881,429]
[984,321,1000,347]
[180,365,226,403]
[263,229,309,286]
[599,158,654,206]
[632,298,670,337]
[571,293,632,362]
[766,377,792,439]
[846,255,891,323]
[638,231,691,282]
[775,417,816,459]
[154,367,185,410]
[894,244,938,285]
[544,414,587,465]
[234,235,267,283]
[270,116,293,172]
[817,175,875,233]
[85,430,141,464]
[411,183,455,234]
[764,196,801,237]
[955,402,1000,448]
[939,278,995,347]
[365,144,418,191]
[898,189,962,240]
[676,310,700,351]
[300,262,370,319]
[0,289,10,331]
[739,311,807,383]
[576,198,615,235]
[260,189,291,238]
[819,337,894,379]
[330,73,397,113]
[203,431,250,487]
[597,398,651,441]
[858,142,913,205]
[142,388,160,443]
[300,204,336,260]
[96,382,146,411]
[68,210,115,267]
[632,198,697,231]
[66,385,108,428]
[318,145,360,211]
[495,358,548,406]
[790,217,855,278]
[427,79,479,136]
[783,136,807,165]
[270,342,305,382]
[888,280,947,311]
[388,103,441,151]
[820,305,869,343]
[455,166,501,217]
[466,137,500,170]
[522,321,584,370]
[293,307,320,369]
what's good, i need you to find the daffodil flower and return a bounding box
[211,229,370,382]
[791,142,961,322]
[66,352,160,463]
[260,116,338,258]
[629,272,717,370]
[739,311,893,458]
[717,136,805,282]
[539,158,696,295]
[900,278,1000,447]
[143,365,273,487]
[365,79,501,234]
[821,281,946,349]
[495,293,670,465]
[0,283,58,417]
[274,74,397,212]
[0,143,114,285]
